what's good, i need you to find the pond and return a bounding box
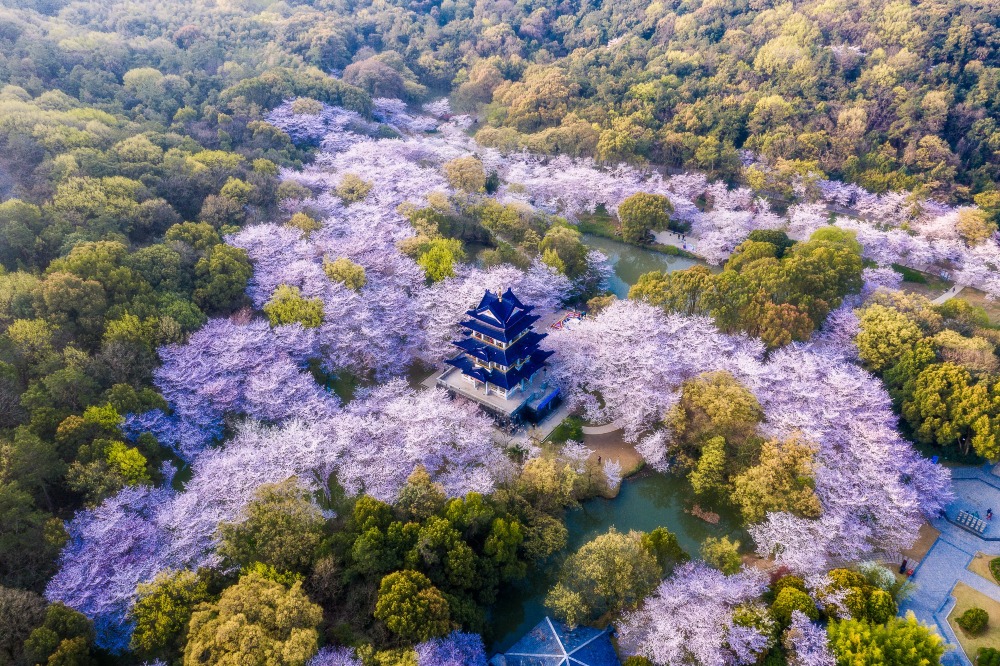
[487,471,745,653]
[581,233,702,298]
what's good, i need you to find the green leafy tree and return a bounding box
[770,587,818,626]
[544,528,660,627]
[443,156,487,193]
[405,517,479,591]
[395,466,446,522]
[979,647,1000,666]
[217,479,326,574]
[323,257,367,291]
[286,212,321,237]
[0,585,47,665]
[336,173,373,203]
[539,226,589,278]
[0,482,63,589]
[857,305,925,372]
[639,527,690,575]
[902,362,999,460]
[688,435,728,497]
[23,602,95,666]
[827,612,944,666]
[374,570,452,642]
[193,245,251,313]
[700,536,742,575]
[32,272,108,344]
[956,607,989,635]
[263,284,324,328]
[0,199,47,270]
[184,572,322,666]
[667,371,764,472]
[66,437,151,506]
[417,238,465,282]
[130,569,213,661]
[629,265,715,315]
[618,193,673,243]
[731,436,822,523]
[484,517,527,581]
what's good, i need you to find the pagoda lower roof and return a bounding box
[459,312,539,343]
[445,349,553,390]
[452,331,547,366]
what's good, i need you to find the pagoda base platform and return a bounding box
[435,365,560,424]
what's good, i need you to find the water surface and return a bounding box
[581,234,701,297]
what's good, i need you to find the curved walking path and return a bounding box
[931,284,965,305]
[581,419,624,435]
[900,465,1000,665]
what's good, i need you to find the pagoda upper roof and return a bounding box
[465,288,535,329]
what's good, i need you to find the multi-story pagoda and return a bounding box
[437,287,561,425]
[445,288,554,400]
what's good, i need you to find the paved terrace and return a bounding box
[900,464,1000,665]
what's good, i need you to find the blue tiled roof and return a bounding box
[498,617,620,666]
[468,288,534,327]
[452,331,547,365]
[447,288,555,393]
[459,313,540,344]
[445,351,552,390]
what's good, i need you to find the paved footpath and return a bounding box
[931,284,966,305]
[900,465,1000,665]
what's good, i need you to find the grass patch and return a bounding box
[891,263,927,283]
[548,415,584,444]
[953,288,1000,327]
[649,242,699,259]
[968,553,1000,586]
[947,582,1000,660]
[576,210,618,239]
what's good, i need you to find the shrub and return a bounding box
[978,647,1000,666]
[772,575,807,596]
[957,607,989,635]
[336,173,373,203]
[323,257,367,291]
[771,587,818,625]
[700,536,742,575]
[865,589,897,624]
[990,557,1000,583]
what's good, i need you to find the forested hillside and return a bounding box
[0,0,997,665]
[3,0,999,203]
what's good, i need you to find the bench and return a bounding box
[955,510,988,535]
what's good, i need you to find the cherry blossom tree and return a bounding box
[549,300,763,439]
[45,486,178,654]
[618,562,772,666]
[144,318,337,460]
[784,611,835,666]
[414,631,488,666]
[308,646,362,666]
